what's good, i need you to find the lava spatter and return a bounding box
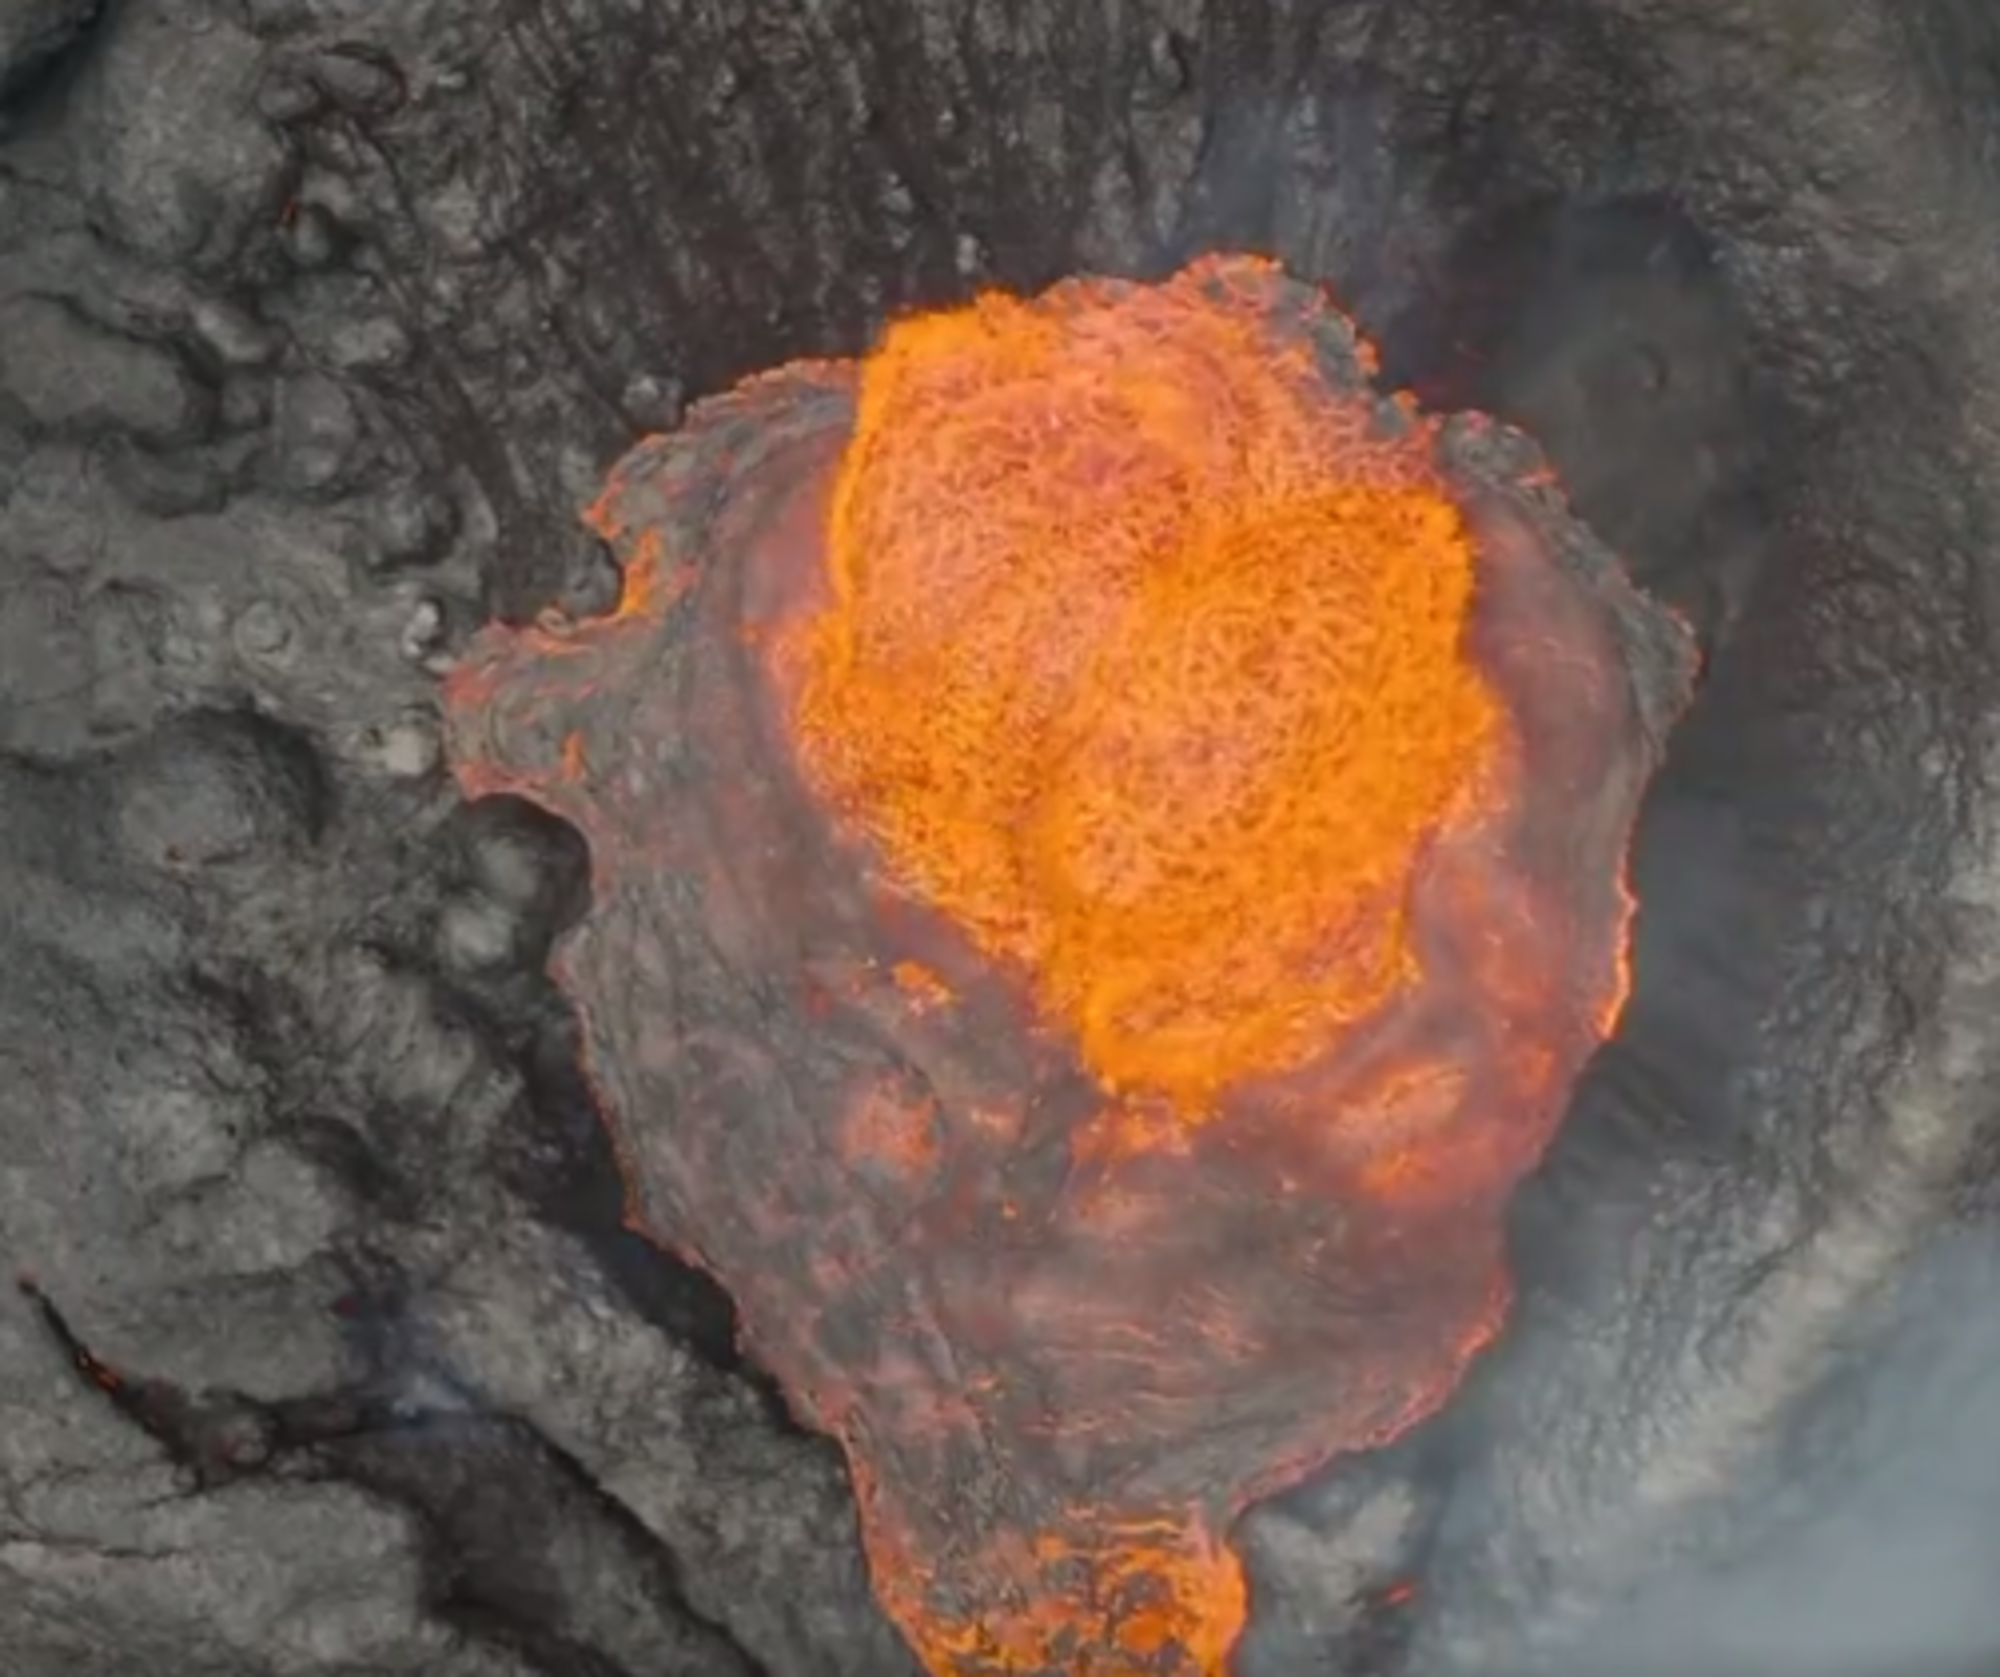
[443,255,1697,1675]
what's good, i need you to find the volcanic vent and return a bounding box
[444,255,1694,1671]
[12,5,2000,1677]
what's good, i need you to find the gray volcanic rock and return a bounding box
[2,2,2000,1676]
[0,0,95,103]
[0,296,210,444]
[69,0,292,271]
[109,709,326,868]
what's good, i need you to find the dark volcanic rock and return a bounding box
[0,753,448,1674]
[268,370,363,495]
[109,708,327,869]
[369,476,458,568]
[0,0,97,103]
[0,296,210,444]
[70,0,292,272]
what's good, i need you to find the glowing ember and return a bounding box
[444,256,1696,1675]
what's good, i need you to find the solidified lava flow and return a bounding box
[442,256,1698,1675]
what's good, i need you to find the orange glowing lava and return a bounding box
[788,279,1500,1110]
[443,255,1697,1676]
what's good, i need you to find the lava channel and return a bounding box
[443,255,1697,1675]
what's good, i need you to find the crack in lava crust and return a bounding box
[442,256,1697,1676]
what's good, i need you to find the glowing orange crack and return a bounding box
[443,255,1697,1676]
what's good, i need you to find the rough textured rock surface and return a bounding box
[0,2,1997,1675]
[0,0,95,103]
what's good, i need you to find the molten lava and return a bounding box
[443,256,1696,1675]
[792,282,1502,1112]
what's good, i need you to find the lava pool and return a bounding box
[444,255,1696,1675]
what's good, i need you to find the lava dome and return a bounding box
[443,255,1696,1674]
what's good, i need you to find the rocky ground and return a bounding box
[3,2,2000,1675]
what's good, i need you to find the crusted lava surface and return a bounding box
[443,258,1694,1672]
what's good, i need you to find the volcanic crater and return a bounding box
[3,5,2000,1677]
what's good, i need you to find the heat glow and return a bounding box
[788,274,1499,1112]
[443,255,1697,1676]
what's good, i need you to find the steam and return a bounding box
[1526,1232,2000,1677]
